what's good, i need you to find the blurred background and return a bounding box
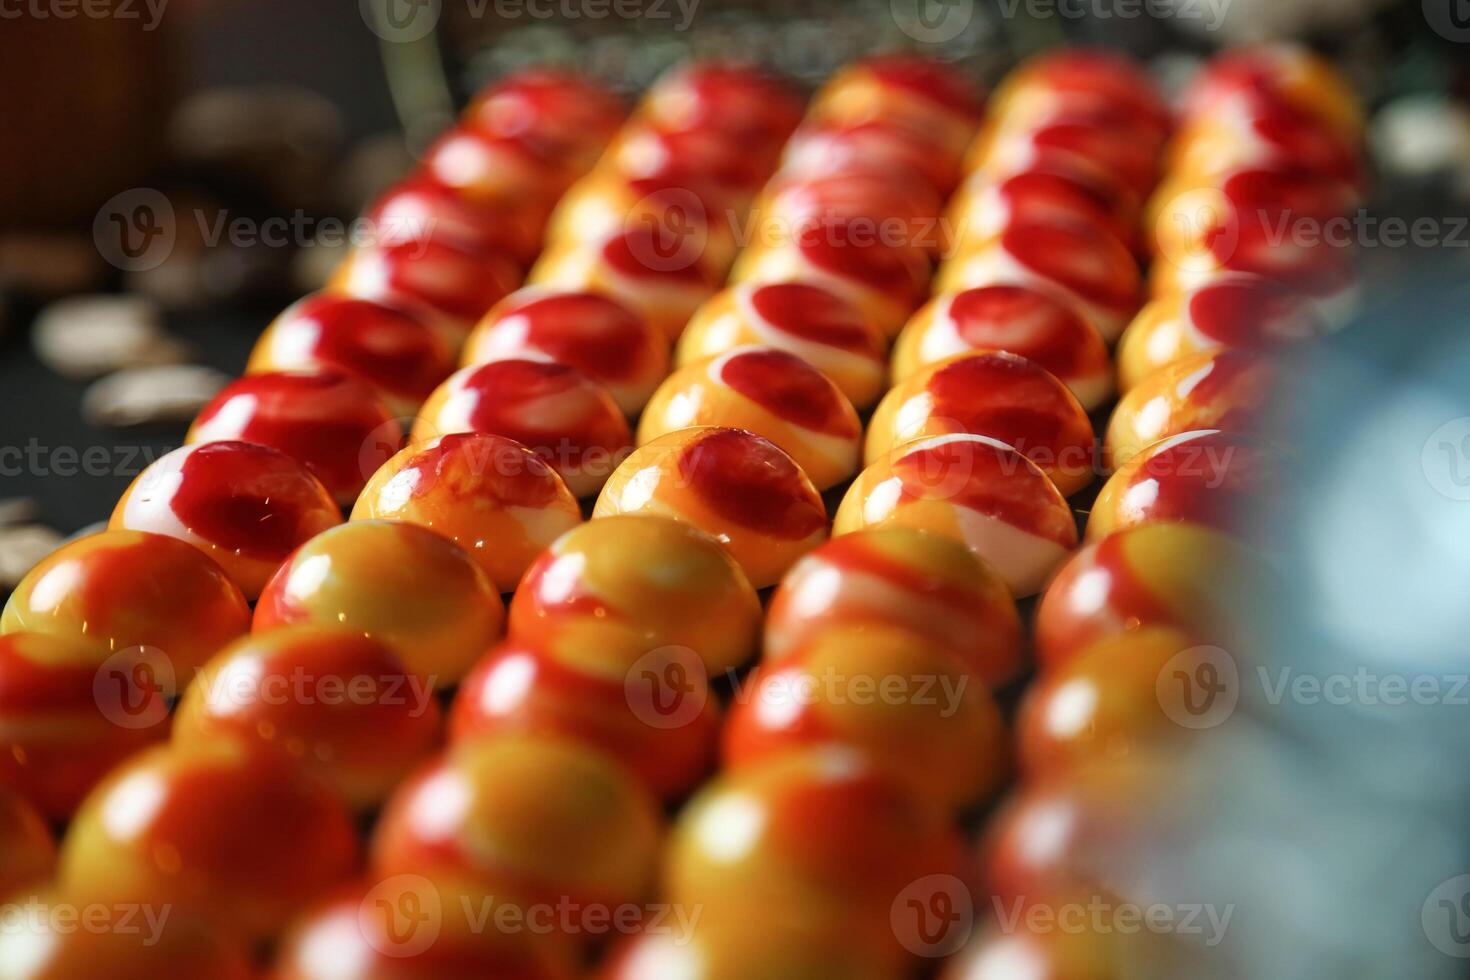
[1,0,1466,532]
[4,2,1470,977]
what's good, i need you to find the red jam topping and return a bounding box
[719,349,859,437]
[676,429,826,539]
[748,283,879,355]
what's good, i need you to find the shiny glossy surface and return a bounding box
[981,760,1172,912]
[893,285,1113,411]
[753,171,944,258]
[988,49,1171,149]
[765,528,1023,685]
[1145,168,1357,305]
[546,171,742,275]
[1181,43,1362,144]
[0,632,168,819]
[1089,429,1277,540]
[412,360,631,498]
[602,122,777,197]
[509,514,761,677]
[593,427,828,589]
[451,641,720,800]
[1104,349,1275,470]
[935,221,1141,342]
[1167,87,1362,188]
[174,626,442,810]
[1115,275,1322,392]
[352,432,581,592]
[330,237,521,345]
[466,67,625,175]
[111,440,341,599]
[732,219,932,338]
[61,738,358,941]
[2,530,250,691]
[276,879,576,980]
[809,53,984,159]
[528,227,722,341]
[187,370,402,506]
[945,171,1136,263]
[254,521,504,686]
[0,787,55,899]
[1034,522,1260,670]
[247,292,455,416]
[366,174,546,266]
[373,734,663,918]
[725,624,1008,809]
[865,351,1097,496]
[423,124,574,208]
[780,118,964,197]
[676,281,888,409]
[637,61,804,148]
[0,893,255,980]
[462,287,670,415]
[1016,627,1200,777]
[968,108,1162,211]
[835,433,1078,597]
[639,346,862,490]
[665,748,968,965]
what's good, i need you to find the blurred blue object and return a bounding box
[1173,261,1470,978]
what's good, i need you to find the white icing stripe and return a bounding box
[950,506,1070,597]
